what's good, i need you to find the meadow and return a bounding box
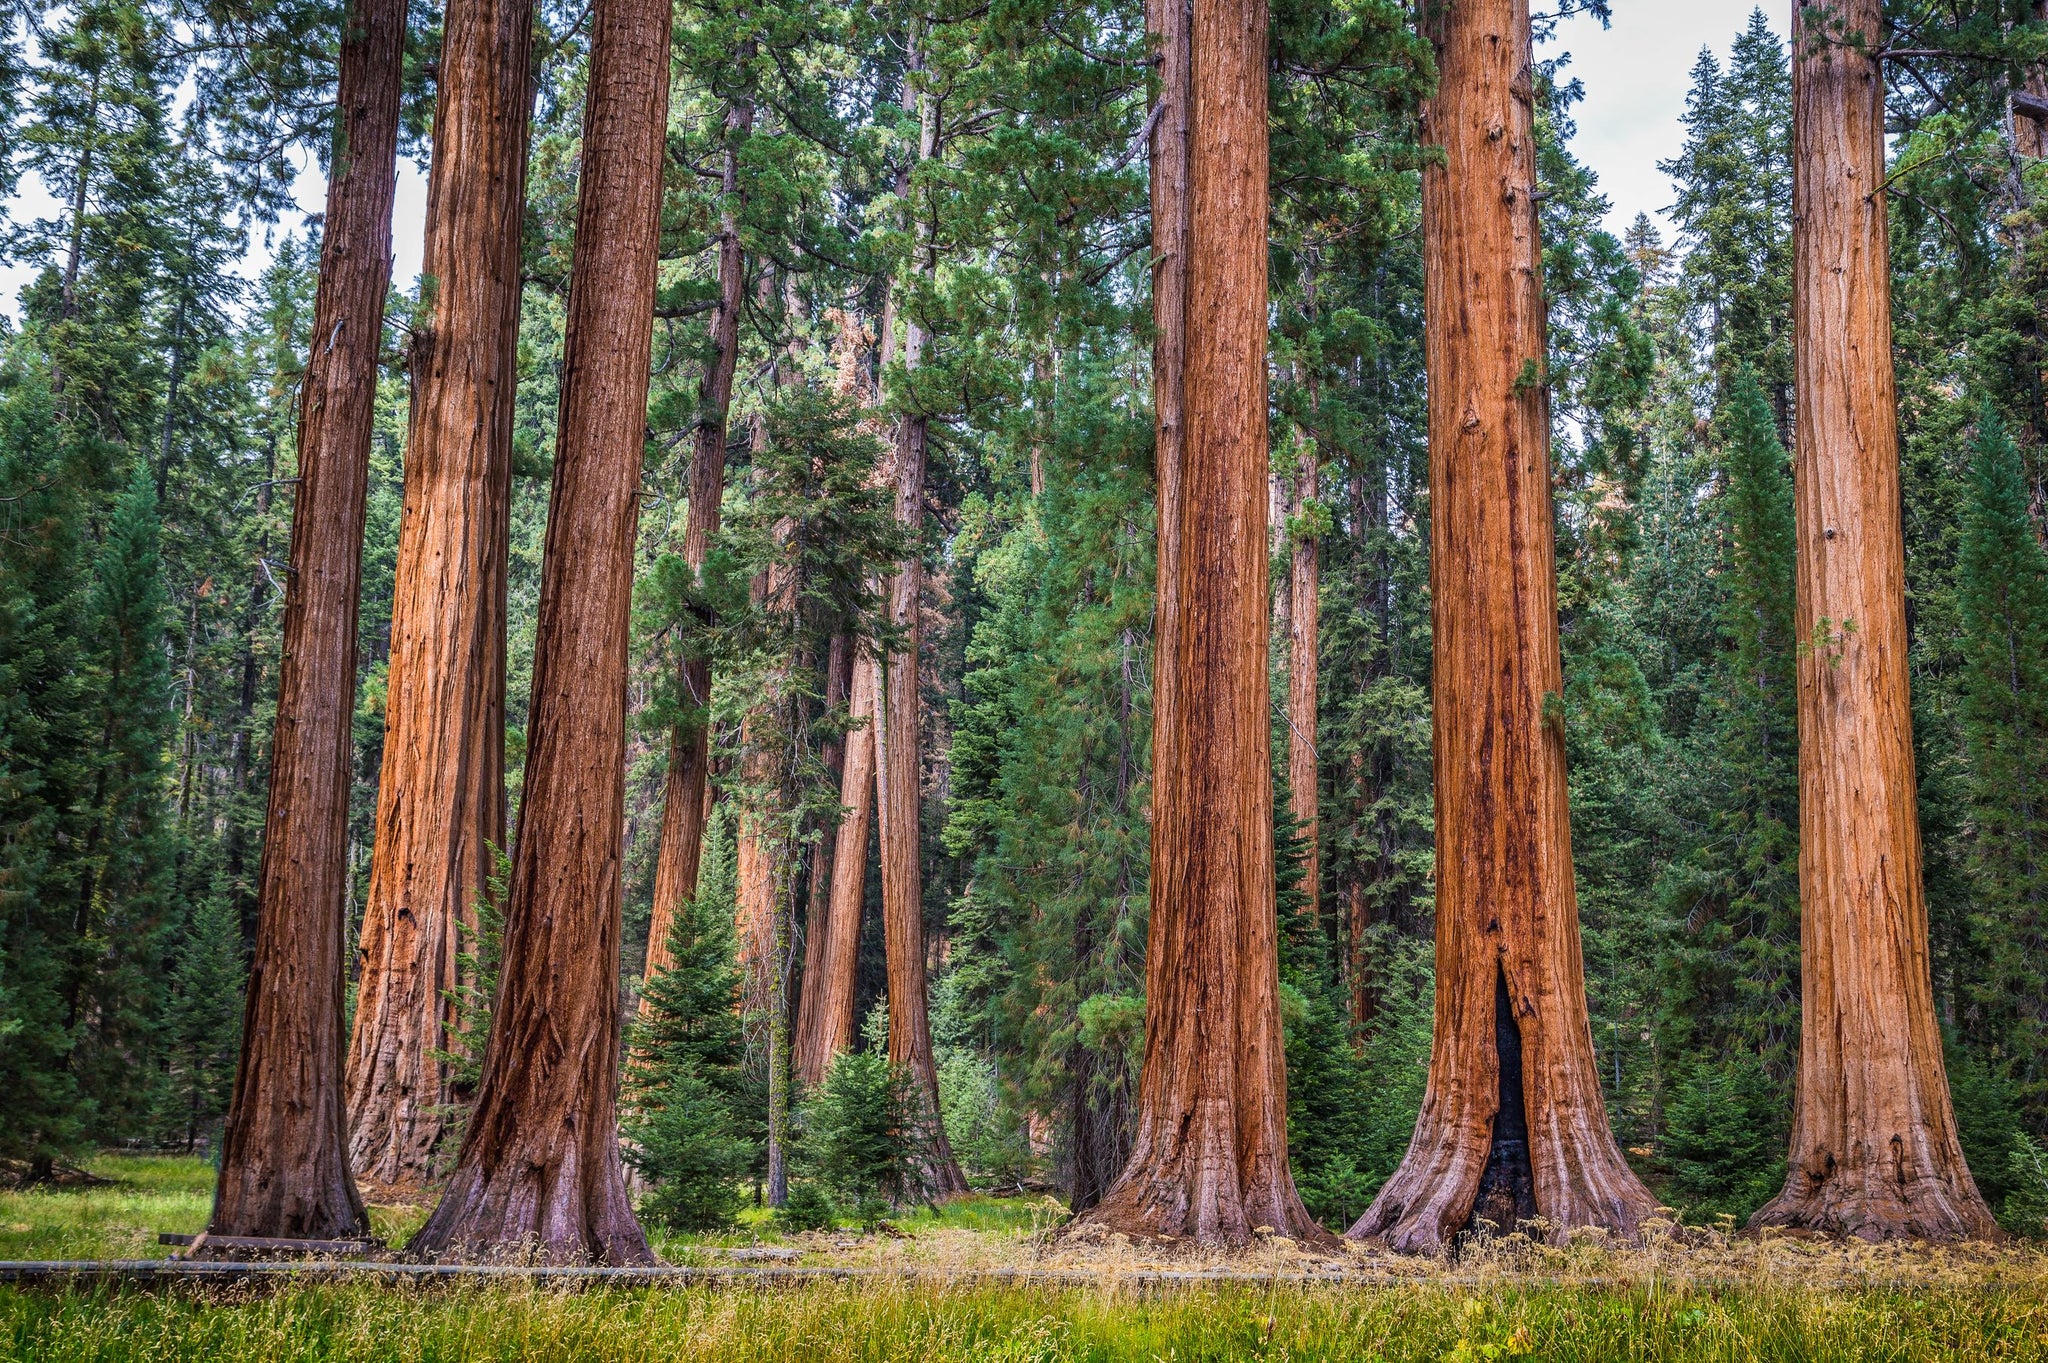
[3,1156,2047,1360]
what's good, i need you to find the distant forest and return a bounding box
[6,0,2048,1253]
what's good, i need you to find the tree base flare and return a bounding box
[1750,1160,2003,1244]
[403,1156,652,1266]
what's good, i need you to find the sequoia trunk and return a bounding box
[1749,0,1998,1243]
[1346,0,1655,1254]
[207,0,402,1240]
[346,0,533,1197]
[642,88,753,1002]
[793,635,853,1086]
[1288,423,1319,913]
[794,646,877,1088]
[405,0,667,1264]
[874,33,966,1197]
[1073,0,1322,1247]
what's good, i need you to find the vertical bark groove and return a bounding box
[1750,0,1999,1243]
[208,0,403,1241]
[643,83,754,1001]
[405,0,669,1264]
[346,0,534,1196]
[795,647,877,1089]
[1075,0,1323,1248]
[1345,0,1654,1254]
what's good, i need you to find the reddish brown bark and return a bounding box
[207,0,402,1242]
[1749,0,1998,1243]
[345,0,533,1197]
[1346,0,1654,1254]
[872,36,966,1197]
[2017,2,2048,161]
[793,635,853,1083]
[876,410,966,1195]
[795,647,877,1089]
[1287,430,1319,913]
[1074,0,1321,1248]
[642,88,753,1003]
[405,0,669,1263]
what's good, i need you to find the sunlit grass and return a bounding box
[3,1277,2046,1361]
[7,1157,2048,1359]
[0,1155,426,1260]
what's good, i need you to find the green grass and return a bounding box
[2,1278,2045,1361]
[0,1155,424,1260]
[6,1157,2048,1359]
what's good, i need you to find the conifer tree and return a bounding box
[1958,408,2048,1125]
[1756,0,1997,1242]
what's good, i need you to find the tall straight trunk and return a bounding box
[1750,0,1997,1243]
[1346,0,1654,1254]
[1287,416,1319,913]
[642,87,754,1002]
[406,0,669,1261]
[2016,2,2048,162]
[794,646,877,1088]
[793,634,852,1081]
[208,0,402,1241]
[876,33,966,1197]
[345,0,533,1198]
[1076,0,1319,1247]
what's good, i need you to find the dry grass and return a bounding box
[6,1157,2048,1359]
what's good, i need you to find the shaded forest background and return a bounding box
[7,0,2048,1234]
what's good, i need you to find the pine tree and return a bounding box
[623,889,753,1230]
[1958,408,2048,1126]
[158,893,245,1152]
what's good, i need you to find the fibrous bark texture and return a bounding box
[873,42,966,1197]
[795,647,876,1088]
[404,0,668,1264]
[1749,0,1999,1243]
[1346,0,1655,1255]
[1287,430,1319,912]
[642,89,753,1002]
[2017,2,2048,161]
[1075,0,1322,1248]
[794,636,858,1089]
[208,0,402,1241]
[346,0,533,1197]
[877,408,967,1196]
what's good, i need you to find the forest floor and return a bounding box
[2,1156,2047,1360]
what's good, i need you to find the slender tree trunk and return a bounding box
[207,0,402,1241]
[875,31,966,1197]
[795,646,877,1088]
[1288,406,1319,914]
[1749,0,1998,1243]
[793,634,852,1082]
[1074,0,1321,1248]
[1346,0,1654,1254]
[406,0,669,1261]
[345,0,533,1198]
[642,86,754,1002]
[223,437,277,916]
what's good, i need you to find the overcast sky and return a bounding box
[1559,1,1780,236]
[0,3,1786,316]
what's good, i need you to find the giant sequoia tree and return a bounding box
[1074,0,1322,1246]
[643,66,754,1003]
[1748,0,1997,1243]
[1346,0,1656,1253]
[404,0,670,1264]
[344,0,533,1195]
[206,0,402,1242]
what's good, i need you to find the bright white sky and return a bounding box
[1557,1,1784,236]
[0,2,1782,317]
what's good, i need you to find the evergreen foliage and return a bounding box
[623,884,754,1231]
